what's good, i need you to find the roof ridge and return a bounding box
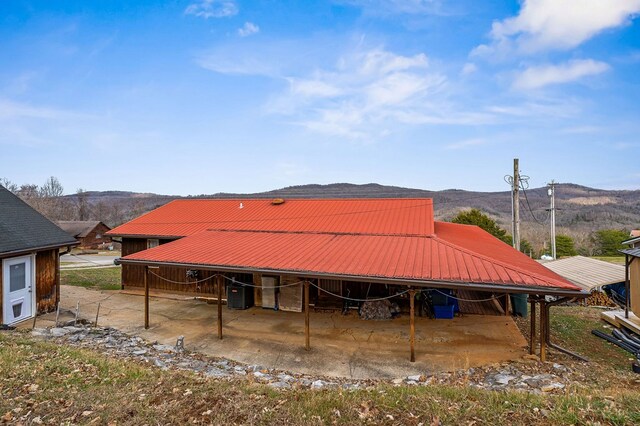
[431,234,571,288]
[204,228,429,237]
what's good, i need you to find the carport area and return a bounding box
[33,285,528,379]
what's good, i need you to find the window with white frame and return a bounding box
[147,239,159,249]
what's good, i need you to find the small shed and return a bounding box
[540,256,625,293]
[1,185,78,325]
[57,221,112,249]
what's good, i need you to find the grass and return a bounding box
[60,267,122,291]
[548,306,633,371]
[1,332,640,425]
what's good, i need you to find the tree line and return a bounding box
[451,208,631,258]
[0,176,148,228]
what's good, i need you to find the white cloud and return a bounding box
[268,47,452,139]
[461,62,477,76]
[474,0,640,56]
[513,59,610,90]
[238,22,260,37]
[336,0,445,15]
[185,0,238,19]
[444,138,486,150]
[0,99,90,120]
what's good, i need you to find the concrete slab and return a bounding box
[31,286,528,380]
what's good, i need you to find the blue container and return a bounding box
[433,304,455,319]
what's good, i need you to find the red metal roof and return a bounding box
[121,231,579,292]
[107,198,435,238]
[114,198,579,291]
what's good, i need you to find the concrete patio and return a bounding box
[30,285,528,379]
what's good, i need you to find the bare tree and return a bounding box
[0,177,18,193]
[76,188,89,220]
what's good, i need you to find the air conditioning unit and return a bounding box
[227,283,254,310]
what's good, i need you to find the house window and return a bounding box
[147,239,159,249]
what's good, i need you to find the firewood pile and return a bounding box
[359,300,400,320]
[585,290,618,307]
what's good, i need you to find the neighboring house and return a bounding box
[622,230,640,249]
[108,198,584,361]
[1,185,77,326]
[621,233,640,319]
[56,221,112,249]
[541,256,625,293]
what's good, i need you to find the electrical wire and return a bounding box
[221,274,306,289]
[310,282,410,302]
[520,185,549,225]
[148,269,217,285]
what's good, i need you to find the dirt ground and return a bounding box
[28,285,528,379]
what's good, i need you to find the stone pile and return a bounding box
[30,325,572,393]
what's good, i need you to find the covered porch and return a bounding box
[48,285,528,379]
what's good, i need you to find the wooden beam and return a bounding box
[539,300,546,362]
[529,299,536,355]
[217,275,223,339]
[625,254,630,319]
[504,293,510,316]
[409,289,416,362]
[304,281,310,351]
[144,266,149,329]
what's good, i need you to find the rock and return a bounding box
[493,374,517,385]
[62,326,85,334]
[205,368,230,378]
[342,383,360,390]
[277,374,294,382]
[541,383,565,392]
[391,378,403,385]
[407,375,422,382]
[154,359,167,369]
[153,344,175,352]
[406,380,418,386]
[132,349,147,356]
[268,381,290,389]
[311,380,326,389]
[253,371,272,381]
[31,328,49,337]
[50,327,72,337]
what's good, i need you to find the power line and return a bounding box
[520,186,549,225]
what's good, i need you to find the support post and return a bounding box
[504,293,510,316]
[217,275,223,339]
[409,289,416,362]
[539,300,546,362]
[529,299,536,355]
[625,254,630,319]
[144,266,149,329]
[304,281,310,351]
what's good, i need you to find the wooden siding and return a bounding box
[36,249,59,314]
[631,257,640,315]
[279,275,302,312]
[78,223,112,249]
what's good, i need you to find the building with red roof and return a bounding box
[108,198,585,361]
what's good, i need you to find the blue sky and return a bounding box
[1,0,639,195]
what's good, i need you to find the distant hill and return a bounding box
[71,183,639,237]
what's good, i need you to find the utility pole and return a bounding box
[513,158,521,251]
[548,180,557,259]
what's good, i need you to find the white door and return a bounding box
[2,256,34,325]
